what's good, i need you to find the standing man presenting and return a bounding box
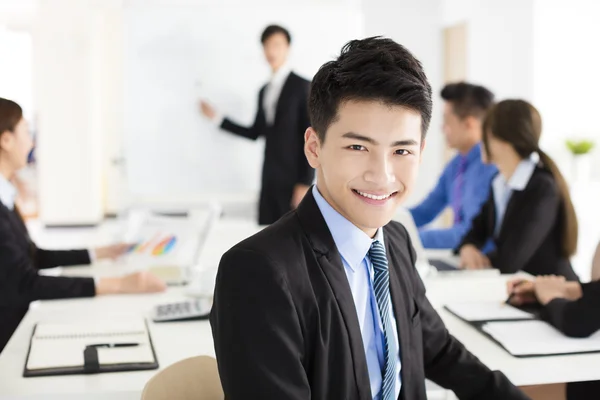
[199,25,313,225]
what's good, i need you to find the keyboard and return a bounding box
[152,298,212,322]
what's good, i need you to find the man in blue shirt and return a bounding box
[410,82,497,249]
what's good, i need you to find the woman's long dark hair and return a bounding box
[482,99,578,257]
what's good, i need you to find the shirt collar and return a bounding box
[270,62,291,85]
[464,142,483,164]
[0,173,17,210]
[312,185,384,271]
[495,152,539,191]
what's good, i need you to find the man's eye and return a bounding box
[348,145,365,151]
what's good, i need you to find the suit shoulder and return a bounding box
[527,167,560,196]
[224,213,305,267]
[384,220,411,244]
[290,72,310,86]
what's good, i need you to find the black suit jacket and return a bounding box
[459,167,578,280]
[0,202,95,352]
[542,280,600,338]
[210,190,529,400]
[220,71,314,189]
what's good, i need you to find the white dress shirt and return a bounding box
[492,152,539,237]
[313,186,402,399]
[0,173,17,210]
[211,64,292,128]
[262,63,292,126]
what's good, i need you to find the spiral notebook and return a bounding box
[24,319,158,377]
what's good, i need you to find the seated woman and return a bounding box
[457,99,578,280]
[0,98,166,353]
[507,246,600,400]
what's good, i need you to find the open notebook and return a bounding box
[24,319,158,377]
[482,320,600,357]
[444,301,535,322]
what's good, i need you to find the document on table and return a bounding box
[445,301,535,322]
[24,319,158,376]
[482,320,600,357]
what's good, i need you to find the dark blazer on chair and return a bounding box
[0,202,94,353]
[210,189,529,400]
[459,167,578,280]
[220,72,314,225]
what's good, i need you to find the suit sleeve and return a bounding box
[0,218,95,308]
[541,281,600,338]
[210,247,309,399]
[457,191,494,252]
[220,90,265,140]
[404,228,530,400]
[485,177,560,274]
[33,245,91,269]
[295,81,314,186]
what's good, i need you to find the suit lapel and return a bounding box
[273,72,294,124]
[295,190,372,400]
[0,202,32,251]
[384,230,412,400]
[497,189,524,241]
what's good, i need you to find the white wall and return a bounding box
[532,0,600,179]
[362,0,444,206]
[32,0,105,225]
[443,0,536,101]
[532,0,600,279]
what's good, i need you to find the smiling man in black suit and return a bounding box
[210,37,530,400]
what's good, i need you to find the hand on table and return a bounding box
[459,245,491,270]
[96,271,167,295]
[94,243,134,261]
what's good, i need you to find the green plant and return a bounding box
[566,139,595,155]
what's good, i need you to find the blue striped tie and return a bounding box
[369,240,398,400]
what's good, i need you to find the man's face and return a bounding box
[442,102,469,150]
[262,32,290,71]
[305,100,424,237]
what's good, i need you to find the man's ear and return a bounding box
[304,127,321,169]
[464,115,480,131]
[0,131,12,153]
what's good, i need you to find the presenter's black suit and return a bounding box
[210,189,529,399]
[220,72,314,224]
[0,202,94,353]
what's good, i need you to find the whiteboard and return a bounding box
[123,4,364,200]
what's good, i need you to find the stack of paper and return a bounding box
[445,301,535,322]
[482,320,600,357]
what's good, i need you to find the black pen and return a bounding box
[88,343,140,348]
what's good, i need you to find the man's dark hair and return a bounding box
[308,36,432,142]
[441,82,494,120]
[261,25,291,45]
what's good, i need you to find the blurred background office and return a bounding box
[0,0,599,280]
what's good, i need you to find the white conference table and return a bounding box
[2,219,599,399]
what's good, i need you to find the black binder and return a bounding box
[23,319,159,377]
